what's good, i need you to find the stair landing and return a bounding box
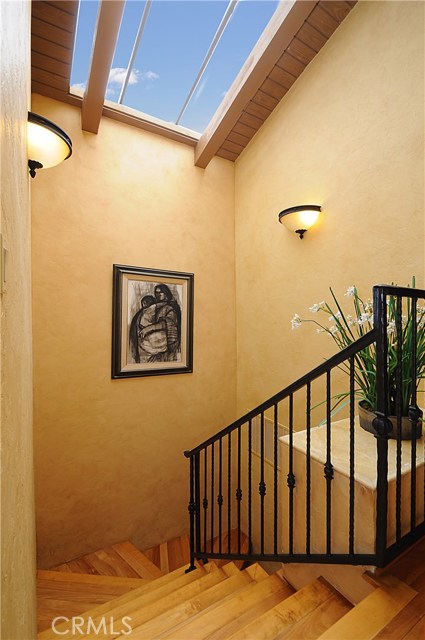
[37,532,425,639]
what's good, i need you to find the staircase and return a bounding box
[37,532,425,639]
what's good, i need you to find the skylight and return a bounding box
[70,0,280,134]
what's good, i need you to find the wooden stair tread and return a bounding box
[37,593,122,629]
[279,589,352,639]
[37,581,138,601]
[212,529,249,569]
[373,570,425,639]
[67,567,230,640]
[228,577,347,640]
[380,536,425,586]
[50,540,162,579]
[37,570,147,588]
[143,530,249,574]
[78,547,141,578]
[111,541,164,579]
[144,533,191,574]
[120,567,257,638]
[37,570,149,632]
[403,613,425,639]
[161,573,294,639]
[53,557,98,574]
[38,599,96,633]
[317,575,417,640]
[37,563,211,639]
[243,562,269,581]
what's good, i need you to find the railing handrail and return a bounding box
[185,328,377,458]
[374,284,425,299]
[184,284,425,573]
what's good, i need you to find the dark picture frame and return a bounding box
[112,264,194,378]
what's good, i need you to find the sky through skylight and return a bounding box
[71,0,280,134]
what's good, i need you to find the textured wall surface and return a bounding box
[235,0,425,415]
[0,1,37,637]
[30,0,424,574]
[31,96,236,567]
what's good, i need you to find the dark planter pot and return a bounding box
[358,401,422,440]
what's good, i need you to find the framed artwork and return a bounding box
[112,264,194,378]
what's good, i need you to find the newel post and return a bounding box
[184,451,197,573]
[373,286,392,566]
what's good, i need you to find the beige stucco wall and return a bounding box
[234,0,425,415]
[31,95,236,567]
[0,1,37,637]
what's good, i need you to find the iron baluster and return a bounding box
[248,418,252,554]
[373,286,391,566]
[259,413,267,554]
[236,425,242,554]
[228,431,232,555]
[194,452,202,562]
[185,452,196,572]
[349,356,355,555]
[218,438,223,554]
[211,442,215,552]
[409,405,420,532]
[410,297,418,533]
[273,403,279,556]
[324,371,334,555]
[395,295,402,543]
[203,448,208,553]
[306,382,311,555]
[287,394,295,555]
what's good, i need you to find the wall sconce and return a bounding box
[278,205,321,239]
[27,112,72,178]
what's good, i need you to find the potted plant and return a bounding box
[291,283,425,439]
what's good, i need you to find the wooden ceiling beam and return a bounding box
[194,0,317,168]
[81,0,125,134]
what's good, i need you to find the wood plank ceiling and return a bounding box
[31,0,357,165]
[31,0,80,107]
[212,0,357,163]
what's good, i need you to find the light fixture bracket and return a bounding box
[28,160,43,179]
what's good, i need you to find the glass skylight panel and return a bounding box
[108,1,151,104]
[70,0,99,95]
[71,0,281,134]
[111,1,227,126]
[179,0,280,132]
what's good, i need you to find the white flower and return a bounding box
[364,300,373,312]
[291,314,302,330]
[345,286,356,297]
[357,313,373,326]
[387,320,396,336]
[330,326,339,335]
[346,314,355,327]
[309,301,325,313]
[328,312,342,322]
[316,328,325,334]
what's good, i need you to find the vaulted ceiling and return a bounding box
[31,0,357,168]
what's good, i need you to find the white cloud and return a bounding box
[109,67,140,86]
[142,70,159,81]
[106,86,117,98]
[71,68,159,102]
[70,82,86,95]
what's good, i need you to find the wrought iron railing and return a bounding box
[184,285,425,570]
